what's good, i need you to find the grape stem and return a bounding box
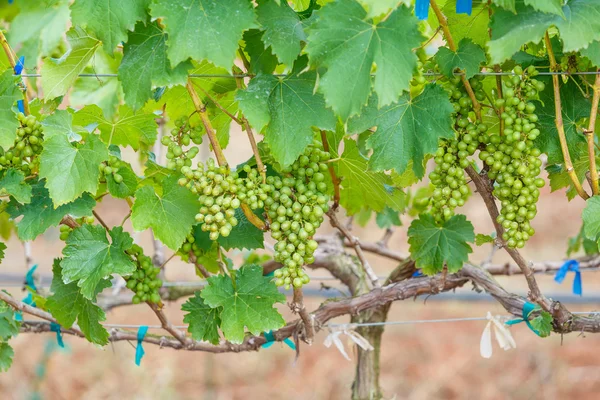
[185,78,228,167]
[320,131,340,209]
[585,70,600,195]
[291,287,314,345]
[92,210,110,232]
[194,84,242,125]
[326,209,381,289]
[429,0,482,120]
[544,32,590,200]
[148,302,191,346]
[0,30,30,115]
[465,165,551,312]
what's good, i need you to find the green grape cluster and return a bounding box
[179,159,244,241]
[177,233,204,259]
[267,141,331,289]
[126,244,162,304]
[58,216,95,241]
[485,65,545,248]
[162,117,202,171]
[0,112,44,175]
[99,155,124,184]
[429,77,485,222]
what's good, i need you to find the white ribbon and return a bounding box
[324,325,374,361]
[480,312,517,358]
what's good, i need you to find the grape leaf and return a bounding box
[46,260,110,345]
[547,151,590,201]
[0,242,6,263]
[71,0,151,55]
[243,29,279,75]
[434,38,486,80]
[475,233,495,246]
[73,104,157,149]
[132,175,201,250]
[530,311,553,338]
[0,301,19,340]
[583,196,600,244]
[581,40,600,67]
[41,109,81,141]
[71,49,123,119]
[6,181,96,241]
[119,21,193,110]
[375,207,402,229]
[61,225,135,300]
[305,0,422,119]
[107,163,139,199]
[218,207,264,251]
[441,2,490,48]
[0,169,32,204]
[7,0,70,60]
[407,214,475,275]
[348,84,454,178]
[0,343,14,372]
[41,27,101,99]
[524,0,564,16]
[488,0,600,64]
[257,0,305,66]
[535,78,588,164]
[182,292,221,345]
[358,0,409,18]
[0,70,21,150]
[236,70,336,167]
[149,0,257,68]
[39,133,108,207]
[335,139,405,215]
[200,264,286,344]
[492,0,515,13]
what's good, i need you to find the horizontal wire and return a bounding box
[24,311,600,332]
[16,71,600,79]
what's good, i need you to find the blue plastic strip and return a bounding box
[554,259,582,296]
[14,56,24,75]
[415,0,430,20]
[505,301,541,336]
[25,264,38,291]
[16,100,24,114]
[135,325,149,366]
[412,269,424,278]
[261,330,295,351]
[50,323,65,348]
[456,0,473,15]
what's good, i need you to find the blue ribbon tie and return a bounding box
[17,100,24,113]
[15,264,39,321]
[415,0,430,20]
[554,259,582,296]
[135,325,149,366]
[412,269,424,278]
[261,330,296,351]
[50,322,65,348]
[14,56,24,75]
[505,301,542,336]
[456,0,472,15]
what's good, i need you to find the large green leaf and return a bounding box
[348,84,454,178]
[73,104,157,149]
[236,71,336,167]
[71,0,151,55]
[547,151,590,201]
[61,225,135,300]
[408,214,475,275]
[200,264,285,344]
[39,133,108,206]
[335,139,405,215]
[358,0,408,18]
[581,40,600,67]
[119,21,193,110]
[0,343,14,372]
[256,0,305,66]
[242,29,278,75]
[583,196,600,245]
[441,2,490,48]
[0,169,32,204]
[46,260,110,345]
[524,0,564,16]
[535,78,589,164]
[0,70,21,150]
[488,0,600,64]
[434,38,486,80]
[131,175,200,250]
[41,109,81,141]
[0,301,19,340]
[149,0,257,68]
[305,0,422,119]
[6,181,96,241]
[41,27,101,99]
[182,292,221,345]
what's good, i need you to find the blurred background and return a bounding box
[1,121,599,400]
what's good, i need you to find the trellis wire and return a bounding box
[15,71,600,79]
